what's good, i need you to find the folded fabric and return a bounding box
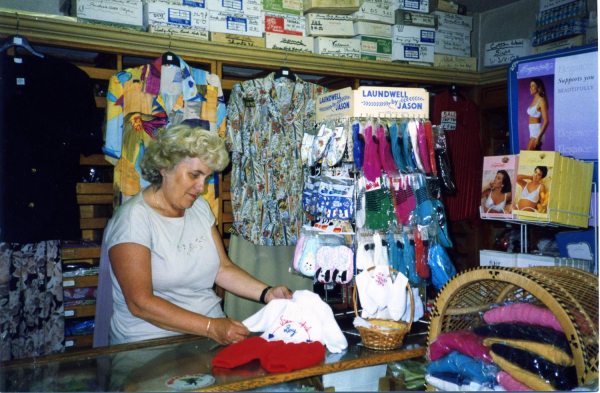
[490,348,557,391]
[426,351,498,383]
[483,303,564,333]
[356,269,378,318]
[212,336,326,373]
[426,373,495,391]
[474,323,572,356]
[429,330,493,363]
[387,271,408,321]
[490,343,578,391]
[483,337,574,367]
[401,287,424,323]
[496,370,534,392]
[367,265,393,309]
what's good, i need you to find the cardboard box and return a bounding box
[480,250,517,267]
[536,0,586,28]
[361,53,392,61]
[77,18,146,31]
[533,34,585,54]
[265,32,313,52]
[483,39,532,67]
[354,35,392,54]
[539,0,576,12]
[556,229,595,263]
[532,18,587,46]
[263,0,303,15]
[352,0,394,24]
[395,0,429,14]
[392,43,434,63]
[149,25,210,40]
[303,0,362,15]
[145,2,209,30]
[435,29,470,56]
[209,11,263,37]
[395,10,437,28]
[211,32,266,47]
[206,0,262,16]
[434,54,476,70]
[516,253,558,268]
[586,26,598,44]
[314,37,361,58]
[353,21,392,38]
[306,13,355,37]
[75,0,144,26]
[392,25,435,46]
[432,10,472,31]
[263,11,305,36]
[515,150,561,222]
[144,0,206,7]
[434,0,458,13]
[480,155,519,219]
[590,10,598,27]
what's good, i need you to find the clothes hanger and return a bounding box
[273,52,297,82]
[161,34,179,66]
[448,71,465,101]
[0,14,44,58]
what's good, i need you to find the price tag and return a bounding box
[65,310,75,317]
[63,280,75,287]
[65,340,74,347]
[441,111,456,130]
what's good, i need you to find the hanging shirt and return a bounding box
[224,73,327,246]
[430,90,483,224]
[103,56,226,214]
[0,52,102,243]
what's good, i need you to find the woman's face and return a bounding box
[532,168,543,182]
[493,173,505,188]
[161,157,213,211]
[530,81,539,95]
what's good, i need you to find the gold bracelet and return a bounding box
[206,319,211,336]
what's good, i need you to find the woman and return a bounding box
[481,170,512,213]
[526,78,549,151]
[104,124,292,346]
[515,166,547,212]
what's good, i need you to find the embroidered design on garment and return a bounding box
[177,235,206,255]
[267,315,313,342]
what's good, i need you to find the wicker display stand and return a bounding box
[353,267,414,350]
[427,266,599,387]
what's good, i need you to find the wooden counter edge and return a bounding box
[194,346,427,392]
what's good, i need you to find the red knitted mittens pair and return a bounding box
[212,336,326,373]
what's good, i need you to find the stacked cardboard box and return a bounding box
[533,0,588,47]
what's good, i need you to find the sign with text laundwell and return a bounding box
[316,87,354,121]
[353,87,429,118]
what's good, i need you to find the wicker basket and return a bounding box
[353,267,414,350]
[427,266,599,387]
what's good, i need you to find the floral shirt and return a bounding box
[224,73,327,245]
[103,56,226,214]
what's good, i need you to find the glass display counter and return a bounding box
[0,331,427,392]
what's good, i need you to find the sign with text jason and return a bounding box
[354,87,429,117]
[316,87,354,121]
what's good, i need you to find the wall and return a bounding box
[2,1,69,16]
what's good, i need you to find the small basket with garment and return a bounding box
[353,267,414,350]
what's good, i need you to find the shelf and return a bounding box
[0,9,508,86]
[64,333,94,349]
[64,304,96,319]
[63,275,98,289]
[62,246,101,260]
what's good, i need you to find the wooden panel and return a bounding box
[221,213,233,223]
[64,334,94,350]
[81,229,104,242]
[480,83,508,109]
[76,183,113,194]
[95,97,106,108]
[223,223,233,233]
[79,154,112,166]
[80,217,109,229]
[221,181,231,192]
[62,247,102,260]
[221,191,231,200]
[77,194,113,204]
[63,258,96,265]
[223,238,230,248]
[223,200,232,214]
[79,204,111,218]
[79,66,118,80]
[64,304,96,319]
[63,275,99,289]
[221,78,244,90]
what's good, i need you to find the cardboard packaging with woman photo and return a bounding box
[514,151,561,221]
[480,155,519,219]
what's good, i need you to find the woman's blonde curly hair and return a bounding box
[141,124,229,185]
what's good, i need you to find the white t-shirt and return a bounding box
[104,189,226,345]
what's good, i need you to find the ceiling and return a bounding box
[458,0,524,13]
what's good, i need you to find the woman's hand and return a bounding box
[265,286,293,303]
[206,318,250,345]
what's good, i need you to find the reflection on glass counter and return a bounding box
[0,331,427,392]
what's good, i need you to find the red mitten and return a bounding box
[261,341,326,373]
[212,336,273,368]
